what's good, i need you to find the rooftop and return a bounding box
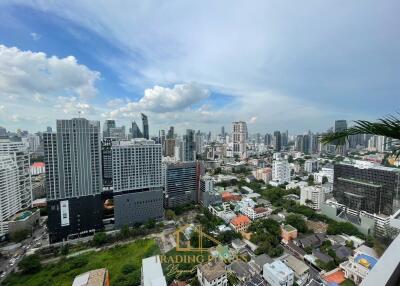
[283,254,309,276]
[264,260,294,278]
[72,268,108,286]
[31,162,45,167]
[322,269,345,284]
[231,215,251,226]
[283,224,297,232]
[198,260,226,281]
[142,255,167,286]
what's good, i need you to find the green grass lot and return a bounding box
[3,239,159,286]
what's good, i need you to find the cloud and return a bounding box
[104,83,209,118]
[30,32,41,41]
[0,44,100,100]
[54,96,92,115]
[249,116,257,124]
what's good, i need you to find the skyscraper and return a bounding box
[44,118,103,243]
[103,120,116,138]
[232,121,247,158]
[167,126,174,139]
[112,139,163,227]
[334,120,348,155]
[221,126,225,137]
[182,129,196,162]
[273,131,282,152]
[195,130,204,155]
[0,138,32,209]
[141,113,149,139]
[131,121,143,139]
[101,138,114,188]
[0,126,6,137]
[0,155,21,237]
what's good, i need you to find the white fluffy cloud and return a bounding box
[0,45,100,100]
[104,83,209,118]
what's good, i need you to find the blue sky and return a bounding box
[0,1,399,135]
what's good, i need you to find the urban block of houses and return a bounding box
[197,260,228,286]
[242,207,271,220]
[230,215,251,232]
[263,260,295,286]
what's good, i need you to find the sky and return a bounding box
[0,1,399,135]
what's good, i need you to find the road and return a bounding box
[0,217,48,283]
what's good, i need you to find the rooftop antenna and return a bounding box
[78,110,82,118]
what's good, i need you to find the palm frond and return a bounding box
[320,114,400,158]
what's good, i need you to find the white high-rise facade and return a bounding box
[0,138,32,209]
[112,139,162,192]
[300,185,325,210]
[272,159,291,185]
[0,156,21,236]
[232,121,247,159]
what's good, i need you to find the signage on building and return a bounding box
[60,200,70,226]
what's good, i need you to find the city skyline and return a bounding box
[1,1,399,133]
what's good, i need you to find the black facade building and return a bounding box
[101,138,113,188]
[47,195,103,243]
[334,162,400,216]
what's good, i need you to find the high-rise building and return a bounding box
[0,155,21,237]
[232,121,247,158]
[334,120,348,155]
[165,138,176,157]
[159,129,166,155]
[131,121,143,139]
[272,159,291,185]
[300,185,325,210]
[221,126,225,137]
[0,138,32,209]
[264,133,273,146]
[103,120,116,138]
[44,118,103,243]
[273,131,282,152]
[281,130,288,149]
[167,126,174,139]
[141,113,149,140]
[333,160,400,216]
[182,129,196,162]
[112,139,163,227]
[195,130,204,155]
[101,138,114,188]
[0,126,7,136]
[164,162,198,207]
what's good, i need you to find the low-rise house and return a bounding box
[243,275,268,286]
[230,260,252,282]
[197,260,228,286]
[248,253,274,274]
[340,252,378,285]
[281,224,298,244]
[331,245,352,261]
[243,207,271,220]
[72,268,109,286]
[282,254,310,286]
[263,260,294,286]
[231,238,246,251]
[294,233,325,249]
[287,241,307,260]
[230,215,251,232]
[312,249,334,264]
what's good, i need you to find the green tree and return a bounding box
[120,224,131,238]
[10,229,30,242]
[285,214,308,233]
[121,263,136,274]
[18,254,42,274]
[165,209,176,220]
[144,219,156,229]
[321,115,400,158]
[60,244,70,256]
[307,175,314,186]
[92,232,108,246]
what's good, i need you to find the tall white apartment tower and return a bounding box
[0,156,21,237]
[0,138,32,209]
[232,121,247,159]
[112,138,164,227]
[272,159,291,185]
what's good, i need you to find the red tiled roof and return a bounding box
[254,207,267,214]
[323,269,345,284]
[231,215,251,226]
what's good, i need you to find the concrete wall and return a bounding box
[114,188,164,228]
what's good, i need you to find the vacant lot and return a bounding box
[3,239,159,286]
